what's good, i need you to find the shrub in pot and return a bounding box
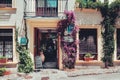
[0,68,6,76]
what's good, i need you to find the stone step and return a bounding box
[43,62,57,68]
[75,66,101,69]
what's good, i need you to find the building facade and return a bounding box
[0,0,119,69]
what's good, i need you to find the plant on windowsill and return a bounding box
[75,0,102,11]
[57,10,78,69]
[0,56,7,63]
[84,53,94,61]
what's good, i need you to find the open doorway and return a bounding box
[34,28,58,69]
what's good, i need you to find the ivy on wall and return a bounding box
[100,0,120,68]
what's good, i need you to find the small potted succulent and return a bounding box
[84,53,94,61]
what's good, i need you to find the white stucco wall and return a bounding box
[0,0,25,63]
[15,0,24,33]
[0,14,16,26]
[0,0,24,30]
[67,0,76,11]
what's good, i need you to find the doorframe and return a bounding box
[33,28,63,69]
[26,18,62,69]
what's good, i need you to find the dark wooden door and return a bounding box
[34,28,41,56]
[34,28,42,68]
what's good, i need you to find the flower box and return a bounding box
[0,56,7,63]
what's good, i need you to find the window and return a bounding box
[117,29,120,60]
[36,0,58,17]
[0,0,12,7]
[0,29,13,62]
[79,29,97,60]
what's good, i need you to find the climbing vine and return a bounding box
[16,29,33,73]
[57,11,78,69]
[24,0,29,49]
[100,0,120,68]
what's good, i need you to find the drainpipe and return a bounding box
[24,0,29,49]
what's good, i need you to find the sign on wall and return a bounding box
[20,37,27,45]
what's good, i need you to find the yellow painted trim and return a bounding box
[26,18,63,69]
[0,8,16,10]
[0,26,15,28]
[76,25,102,62]
[27,18,60,28]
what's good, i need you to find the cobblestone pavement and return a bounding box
[0,66,120,80]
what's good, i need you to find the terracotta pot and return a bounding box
[84,57,93,61]
[40,52,45,62]
[3,71,11,75]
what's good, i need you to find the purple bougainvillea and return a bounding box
[57,10,79,69]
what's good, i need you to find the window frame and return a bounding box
[36,0,58,17]
[79,28,98,61]
[0,28,13,62]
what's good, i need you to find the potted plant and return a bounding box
[84,53,94,61]
[75,0,101,12]
[0,56,7,63]
[3,70,11,75]
[0,68,6,76]
[39,50,45,63]
[0,67,11,76]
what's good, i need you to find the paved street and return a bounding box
[68,73,120,80]
[1,67,120,80]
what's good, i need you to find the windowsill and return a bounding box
[0,7,16,9]
[0,62,17,64]
[74,8,98,13]
[114,60,120,62]
[0,62,17,68]
[0,7,16,14]
[76,60,99,62]
[76,60,103,66]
